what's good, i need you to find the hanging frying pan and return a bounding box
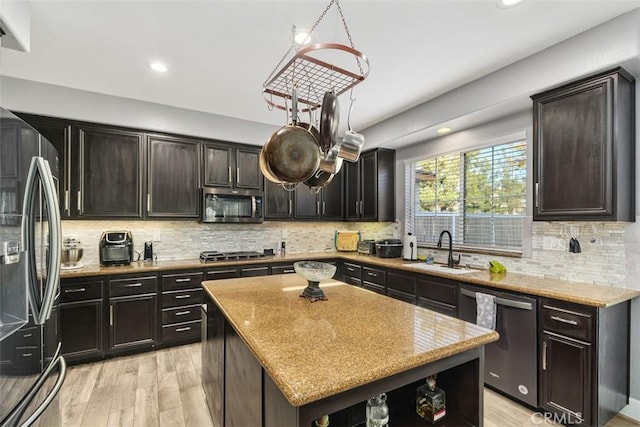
[319,91,339,154]
[264,88,321,183]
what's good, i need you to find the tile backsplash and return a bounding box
[62,218,635,288]
[62,220,400,265]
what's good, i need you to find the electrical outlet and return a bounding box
[543,236,554,250]
[281,229,288,239]
[153,230,162,242]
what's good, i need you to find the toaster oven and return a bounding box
[357,240,376,255]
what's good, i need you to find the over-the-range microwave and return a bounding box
[201,187,263,223]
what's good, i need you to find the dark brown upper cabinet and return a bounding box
[532,67,635,221]
[147,134,200,218]
[203,142,262,190]
[77,124,144,218]
[13,113,73,218]
[345,148,395,222]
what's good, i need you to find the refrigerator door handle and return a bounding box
[22,156,62,325]
[3,343,66,427]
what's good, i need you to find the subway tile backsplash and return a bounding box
[62,219,633,288]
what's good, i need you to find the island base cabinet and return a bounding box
[202,298,224,427]
[263,350,484,427]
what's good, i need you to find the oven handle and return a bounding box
[251,196,257,218]
[460,288,533,310]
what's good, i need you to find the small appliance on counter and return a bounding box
[375,239,403,258]
[334,230,360,252]
[357,239,376,255]
[143,241,154,262]
[61,237,84,270]
[99,230,134,266]
[402,232,417,261]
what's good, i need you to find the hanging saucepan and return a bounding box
[264,88,321,183]
[317,144,343,174]
[319,91,339,154]
[337,96,365,162]
[303,169,335,191]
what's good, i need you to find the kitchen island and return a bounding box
[202,274,499,427]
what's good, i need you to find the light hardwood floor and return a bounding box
[59,343,639,427]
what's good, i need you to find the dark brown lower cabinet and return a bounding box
[109,294,157,352]
[59,300,104,361]
[540,332,591,425]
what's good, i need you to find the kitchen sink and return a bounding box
[402,263,477,275]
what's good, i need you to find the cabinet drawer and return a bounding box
[417,277,457,306]
[386,272,416,294]
[162,272,204,291]
[204,267,240,281]
[162,304,201,325]
[162,320,201,342]
[110,276,157,297]
[240,265,270,277]
[14,347,40,366]
[541,303,593,343]
[343,276,361,287]
[162,289,203,309]
[14,327,40,347]
[362,267,385,285]
[387,288,416,305]
[362,282,385,295]
[61,280,103,302]
[418,297,457,317]
[343,262,361,279]
[271,264,296,275]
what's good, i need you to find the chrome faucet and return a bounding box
[437,230,460,268]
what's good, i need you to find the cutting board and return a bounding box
[335,231,360,252]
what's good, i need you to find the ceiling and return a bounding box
[1,0,640,148]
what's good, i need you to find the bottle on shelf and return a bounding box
[366,393,389,427]
[417,375,446,424]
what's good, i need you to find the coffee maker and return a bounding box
[143,241,154,262]
[99,231,134,266]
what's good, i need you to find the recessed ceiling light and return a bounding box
[496,0,525,9]
[149,62,168,73]
[437,127,452,134]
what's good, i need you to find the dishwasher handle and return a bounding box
[460,288,533,311]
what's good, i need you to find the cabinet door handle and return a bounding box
[355,200,359,215]
[322,201,326,216]
[360,200,364,215]
[147,194,152,213]
[175,327,192,332]
[316,201,320,215]
[22,353,33,357]
[175,278,191,283]
[283,269,295,273]
[347,267,355,272]
[236,168,240,184]
[64,190,70,212]
[110,305,113,326]
[289,200,292,215]
[228,166,232,183]
[542,341,547,371]
[535,182,539,209]
[550,315,578,326]
[125,283,143,288]
[22,333,33,338]
[64,288,86,293]
[77,190,81,212]
[175,294,191,299]
[207,269,237,275]
[174,310,191,316]
[243,267,267,272]
[367,272,377,277]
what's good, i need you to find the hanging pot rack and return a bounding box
[262,0,369,113]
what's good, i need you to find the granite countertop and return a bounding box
[60,251,640,308]
[202,274,499,407]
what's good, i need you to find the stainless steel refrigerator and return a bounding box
[0,107,65,426]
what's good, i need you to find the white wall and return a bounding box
[0,76,278,145]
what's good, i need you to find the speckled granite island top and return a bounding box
[202,274,499,407]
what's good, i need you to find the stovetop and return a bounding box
[199,251,266,263]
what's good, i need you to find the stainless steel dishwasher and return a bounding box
[459,285,538,407]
